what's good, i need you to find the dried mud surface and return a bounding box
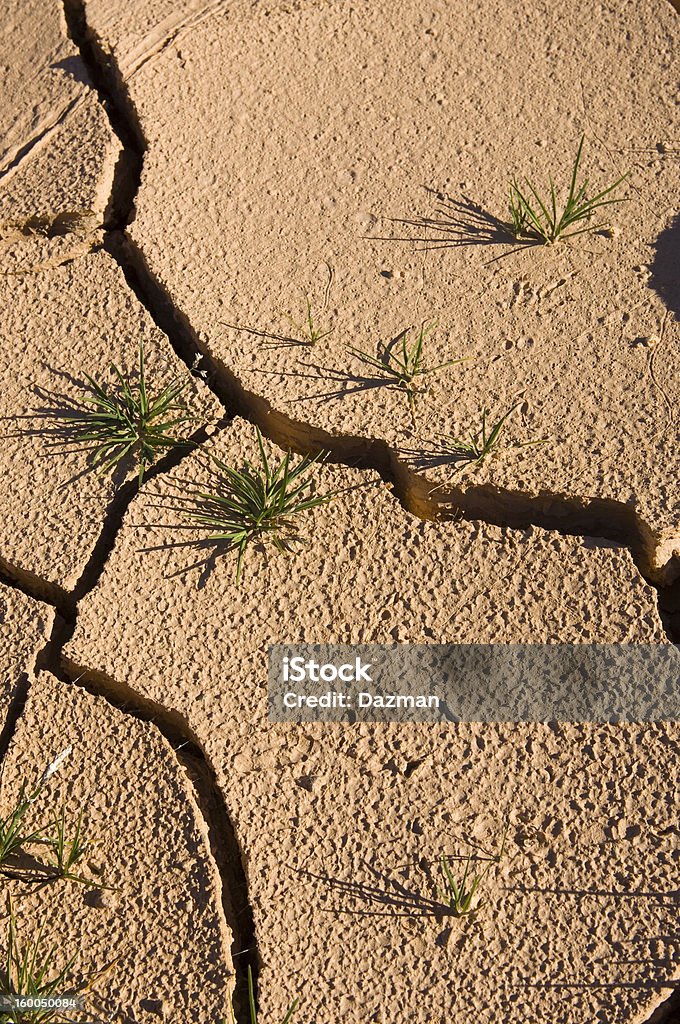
[0,248,220,590]
[65,419,677,1023]
[0,671,233,1023]
[0,0,119,231]
[0,583,51,724]
[0,1,678,1023]
[90,0,680,574]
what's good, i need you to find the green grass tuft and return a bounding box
[0,785,52,877]
[439,852,488,916]
[285,293,333,346]
[438,403,547,467]
[0,897,112,1022]
[508,135,629,244]
[438,825,509,917]
[180,429,335,581]
[348,322,466,426]
[0,752,102,889]
[53,343,198,483]
[44,807,93,889]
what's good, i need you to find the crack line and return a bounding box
[57,0,680,642]
[0,2,675,1021]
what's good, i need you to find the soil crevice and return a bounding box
[53,651,257,1017]
[0,2,674,1021]
[60,0,680,642]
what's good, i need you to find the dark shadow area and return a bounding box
[3,378,127,489]
[50,54,91,86]
[241,330,420,407]
[0,848,60,887]
[399,438,476,473]
[138,520,241,589]
[0,211,92,239]
[646,984,680,1024]
[296,845,503,920]
[250,359,405,406]
[247,328,427,410]
[650,212,680,319]
[134,462,250,588]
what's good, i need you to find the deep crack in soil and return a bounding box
[60,0,680,645]
[0,1,675,1022]
[1,422,258,1018]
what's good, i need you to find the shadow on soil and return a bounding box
[650,212,680,320]
[372,188,540,260]
[298,863,453,919]
[138,470,374,588]
[220,321,310,351]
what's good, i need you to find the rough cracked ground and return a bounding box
[0,2,679,1023]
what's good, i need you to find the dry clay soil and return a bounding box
[0,2,679,1024]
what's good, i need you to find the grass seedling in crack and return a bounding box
[52,342,198,484]
[181,428,336,581]
[0,897,113,1023]
[348,322,466,427]
[227,965,298,1024]
[0,786,53,879]
[438,403,547,468]
[285,292,333,346]
[508,135,629,244]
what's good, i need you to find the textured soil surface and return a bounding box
[0,672,232,1023]
[0,248,220,589]
[0,1,678,1023]
[0,583,51,720]
[0,0,118,227]
[90,0,680,575]
[65,419,678,1023]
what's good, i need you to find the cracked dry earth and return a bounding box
[0,1,679,1023]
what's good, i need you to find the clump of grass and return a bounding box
[0,750,72,878]
[0,787,52,879]
[285,293,333,346]
[438,825,508,917]
[44,808,93,888]
[227,965,298,1024]
[348,322,466,426]
[54,343,197,484]
[182,429,335,581]
[439,853,488,916]
[0,751,101,889]
[0,897,112,1023]
[439,403,546,467]
[508,135,629,244]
